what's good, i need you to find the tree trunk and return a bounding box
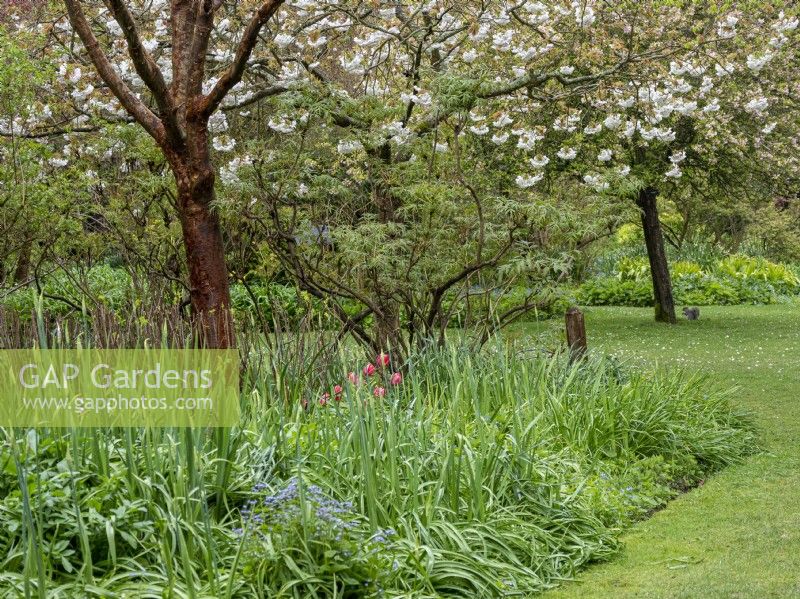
[370,144,406,361]
[373,301,405,363]
[637,187,676,324]
[565,307,587,362]
[171,152,235,349]
[12,239,32,284]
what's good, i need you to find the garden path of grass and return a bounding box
[531,305,800,598]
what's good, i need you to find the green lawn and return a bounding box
[529,305,800,598]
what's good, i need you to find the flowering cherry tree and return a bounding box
[51,0,287,347]
[4,0,798,345]
[442,3,799,323]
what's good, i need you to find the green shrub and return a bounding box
[671,260,703,278]
[577,278,654,307]
[716,255,800,294]
[229,281,317,324]
[579,254,800,307]
[1,265,132,317]
[615,257,650,282]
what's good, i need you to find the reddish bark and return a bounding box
[63,0,285,347]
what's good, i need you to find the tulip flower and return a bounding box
[373,386,386,398]
[377,353,390,367]
[348,372,359,384]
[363,363,377,377]
[390,372,402,386]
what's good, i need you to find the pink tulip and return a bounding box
[333,385,343,401]
[347,372,359,384]
[377,353,390,367]
[319,397,328,407]
[363,363,377,377]
[373,386,386,398]
[390,372,402,386]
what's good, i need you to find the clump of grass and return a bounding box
[0,340,756,598]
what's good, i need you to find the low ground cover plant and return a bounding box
[0,327,757,598]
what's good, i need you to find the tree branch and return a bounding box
[104,0,182,143]
[198,0,285,118]
[220,83,288,111]
[186,0,215,98]
[63,0,166,144]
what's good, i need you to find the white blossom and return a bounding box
[717,14,738,38]
[337,139,364,154]
[220,155,252,185]
[665,165,682,179]
[583,174,608,191]
[106,19,122,36]
[492,30,515,51]
[529,155,550,169]
[516,130,543,151]
[670,150,686,164]
[674,100,697,116]
[597,149,613,162]
[493,113,514,128]
[603,114,623,130]
[516,173,544,188]
[208,111,228,134]
[745,97,769,116]
[557,147,577,160]
[307,35,328,48]
[212,136,236,152]
[746,52,773,72]
[617,96,635,109]
[715,63,735,77]
[492,132,510,145]
[463,49,478,63]
[640,126,676,143]
[525,2,551,25]
[576,5,596,28]
[340,54,364,74]
[268,117,297,134]
[774,12,798,33]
